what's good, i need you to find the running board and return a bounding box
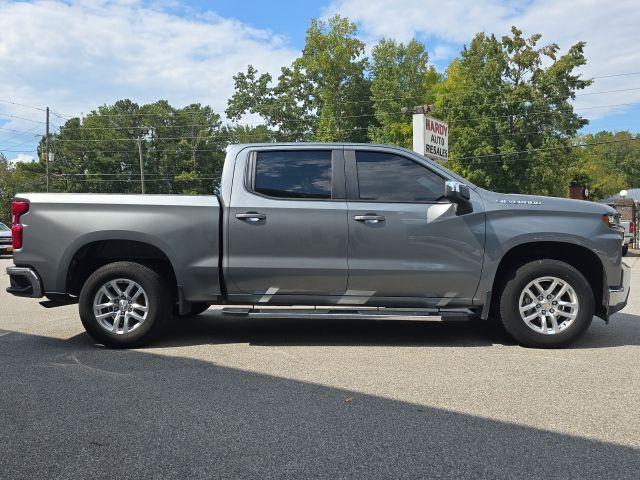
[221,306,476,322]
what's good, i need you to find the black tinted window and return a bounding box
[254,150,332,199]
[356,151,444,202]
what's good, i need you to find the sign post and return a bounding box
[412,113,448,163]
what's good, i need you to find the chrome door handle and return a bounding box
[236,212,266,222]
[354,214,386,223]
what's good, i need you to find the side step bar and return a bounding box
[221,306,477,322]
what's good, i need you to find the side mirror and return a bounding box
[444,180,472,215]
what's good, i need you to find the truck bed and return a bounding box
[12,193,222,302]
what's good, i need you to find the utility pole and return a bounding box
[137,137,145,194]
[45,107,50,192]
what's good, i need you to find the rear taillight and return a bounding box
[11,200,29,249]
[630,222,635,234]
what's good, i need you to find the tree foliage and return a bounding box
[41,99,227,194]
[570,131,640,199]
[369,39,441,147]
[5,17,639,208]
[0,154,42,225]
[437,27,592,196]
[227,15,372,142]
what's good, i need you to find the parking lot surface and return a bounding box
[1,254,639,479]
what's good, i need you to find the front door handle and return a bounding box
[236,212,266,222]
[354,214,386,223]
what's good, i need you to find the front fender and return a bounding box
[474,209,621,304]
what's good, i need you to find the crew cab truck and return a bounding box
[6,143,630,348]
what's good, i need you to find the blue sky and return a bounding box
[183,0,328,48]
[1,0,639,163]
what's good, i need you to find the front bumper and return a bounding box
[608,262,631,316]
[6,266,43,298]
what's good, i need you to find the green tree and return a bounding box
[226,64,313,141]
[369,39,441,147]
[570,130,640,199]
[437,27,592,196]
[0,154,41,225]
[227,15,372,142]
[0,153,15,224]
[45,99,227,194]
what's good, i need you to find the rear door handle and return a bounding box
[354,214,386,223]
[236,212,266,222]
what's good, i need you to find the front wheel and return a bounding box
[498,259,594,348]
[79,261,172,348]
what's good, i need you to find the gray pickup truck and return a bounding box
[6,143,630,348]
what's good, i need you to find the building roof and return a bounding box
[600,188,640,204]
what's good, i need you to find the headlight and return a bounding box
[603,214,623,235]
[602,213,624,230]
[602,213,616,228]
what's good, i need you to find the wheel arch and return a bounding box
[64,238,179,301]
[488,241,606,320]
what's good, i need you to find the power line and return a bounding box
[0,138,42,152]
[1,69,638,124]
[0,125,43,146]
[454,137,640,161]
[0,112,46,124]
[576,87,640,96]
[4,120,639,155]
[588,71,640,79]
[0,126,44,152]
[38,100,640,140]
[0,99,47,112]
[52,172,220,177]
[1,82,636,139]
[50,176,220,183]
[47,71,640,120]
[2,122,638,154]
[8,135,636,165]
[41,100,639,134]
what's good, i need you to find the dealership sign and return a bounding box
[412,114,448,162]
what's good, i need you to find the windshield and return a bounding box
[0,223,9,231]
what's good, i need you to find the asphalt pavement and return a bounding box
[1,254,639,479]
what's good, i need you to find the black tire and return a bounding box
[175,302,211,317]
[498,259,594,348]
[622,245,628,256]
[79,261,172,348]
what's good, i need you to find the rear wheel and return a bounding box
[79,261,171,348]
[498,259,594,348]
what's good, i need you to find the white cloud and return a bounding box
[0,0,298,152]
[327,0,640,122]
[328,0,517,44]
[9,153,35,164]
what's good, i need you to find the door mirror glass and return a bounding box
[444,181,472,214]
[444,180,470,202]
